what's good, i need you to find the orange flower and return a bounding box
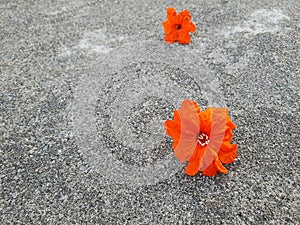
[162,7,196,44]
[164,100,238,176]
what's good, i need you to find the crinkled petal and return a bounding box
[202,156,228,176]
[164,30,178,43]
[196,108,226,164]
[177,31,191,44]
[181,21,196,33]
[174,100,201,161]
[166,7,177,24]
[197,145,217,171]
[223,127,234,143]
[178,10,192,23]
[210,108,228,133]
[174,143,198,163]
[164,119,180,138]
[199,108,213,135]
[185,145,205,176]
[219,143,238,164]
[178,100,201,133]
[164,100,201,162]
[162,21,174,34]
[227,117,237,129]
[164,120,180,149]
[202,159,218,176]
[214,156,228,174]
[188,22,196,32]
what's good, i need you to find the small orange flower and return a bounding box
[162,7,196,44]
[164,100,238,176]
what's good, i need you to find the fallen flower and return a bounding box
[162,7,196,44]
[164,100,238,176]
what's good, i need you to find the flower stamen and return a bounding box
[197,132,210,146]
[175,24,181,30]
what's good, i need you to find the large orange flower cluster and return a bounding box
[162,7,196,44]
[165,100,238,176]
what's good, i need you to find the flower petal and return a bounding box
[201,159,218,176]
[172,100,201,162]
[162,21,174,34]
[165,100,201,162]
[181,21,196,33]
[227,117,237,129]
[219,143,238,164]
[214,156,228,174]
[164,30,178,43]
[164,119,180,149]
[178,100,201,133]
[207,108,228,148]
[223,127,234,143]
[177,31,191,44]
[202,156,228,176]
[178,10,192,23]
[185,145,205,176]
[174,138,198,162]
[199,108,213,134]
[188,22,196,32]
[166,7,177,25]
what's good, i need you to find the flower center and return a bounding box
[175,24,181,30]
[196,132,210,147]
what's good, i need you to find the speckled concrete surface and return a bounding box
[1,0,299,224]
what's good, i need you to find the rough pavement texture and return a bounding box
[1,0,299,224]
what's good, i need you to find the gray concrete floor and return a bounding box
[1,0,299,224]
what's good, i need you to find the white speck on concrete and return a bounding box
[59,194,69,201]
[58,46,73,57]
[250,9,290,23]
[76,29,125,54]
[222,9,290,37]
[78,38,112,54]
[46,6,68,16]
